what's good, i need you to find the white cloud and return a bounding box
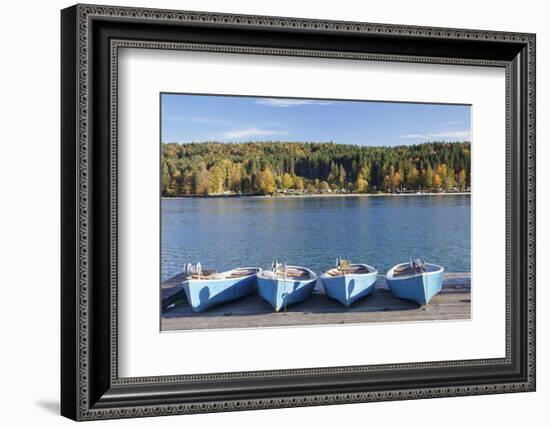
[222,128,287,139]
[399,130,471,140]
[255,98,333,108]
[189,117,232,125]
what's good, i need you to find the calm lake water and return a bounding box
[161,195,470,281]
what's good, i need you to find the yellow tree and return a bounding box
[257,168,276,195]
[314,178,321,190]
[407,167,419,190]
[194,165,209,195]
[281,172,293,191]
[382,175,391,192]
[338,164,346,188]
[436,164,447,180]
[208,165,224,194]
[182,170,194,195]
[444,169,456,190]
[354,167,368,192]
[433,174,442,190]
[458,169,466,189]
[391,171,402,191]
[220,158,234,190]
[229,165,242,193]
[354,176,367,192]
[423,166,433,189]
[293,175,304,191]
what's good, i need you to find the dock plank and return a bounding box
[160,273,471,331]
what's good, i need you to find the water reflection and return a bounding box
[161,195,470,281]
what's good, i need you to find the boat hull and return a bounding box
[257,275,317,312]
[182,273,258,313]
[386,268,444,305]
[321,270,378,307]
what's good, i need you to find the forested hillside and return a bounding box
[161,141,471,196]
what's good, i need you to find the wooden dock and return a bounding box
[161,272,471,331]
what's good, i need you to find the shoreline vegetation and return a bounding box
[162,191,471,200]
[162,141,471,197]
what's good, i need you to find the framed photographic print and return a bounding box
[61,4,536,421]
[159,93,473,330]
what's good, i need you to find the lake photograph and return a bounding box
[160,93,471,331]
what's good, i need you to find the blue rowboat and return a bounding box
[320,261,378,307]
[385,259,444,305]
[257,263,318,312]
[181,264,261,312]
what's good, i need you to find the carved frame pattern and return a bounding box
[61,4,536,421]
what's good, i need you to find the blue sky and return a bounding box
[161,93,471,147]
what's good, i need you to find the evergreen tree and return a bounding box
[161,141,471,196]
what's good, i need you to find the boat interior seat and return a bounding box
[228,271,252,277]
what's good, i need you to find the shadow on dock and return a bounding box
[161,273,471,331]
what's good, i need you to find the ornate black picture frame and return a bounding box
[61,4,536,421]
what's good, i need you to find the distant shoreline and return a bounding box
[162,192,471,200]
